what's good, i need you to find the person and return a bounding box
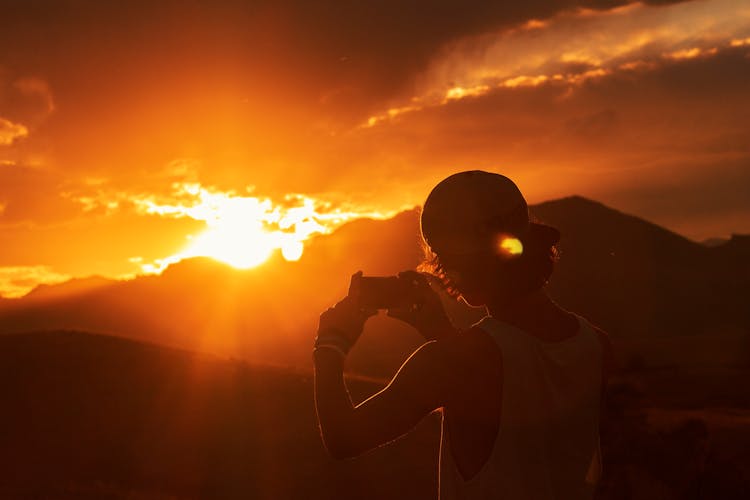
[313,170,615,499]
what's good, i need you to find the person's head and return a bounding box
[420,170,560,307]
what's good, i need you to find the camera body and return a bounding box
[348,274,421,310]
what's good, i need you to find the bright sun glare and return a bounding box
[136,183,392,273]
[497,235,524,257]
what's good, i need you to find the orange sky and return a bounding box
[1,0,749,297]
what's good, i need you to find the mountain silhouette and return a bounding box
[532,197,749,367]
[21,275,116,303]
[533,197,748,336]
[0,198,747,372]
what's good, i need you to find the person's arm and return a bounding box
[593,326,616,399]
[314,340,448,459]
[588,326,616,486]
[313,270,458,459]
[596,327,615,377]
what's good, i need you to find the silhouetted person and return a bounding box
[314,171,615,499]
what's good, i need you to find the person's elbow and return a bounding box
[321,431,368,460]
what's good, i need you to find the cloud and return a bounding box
[0,266,70,298]
[329,42,750,239]
[0,76,54,140]
[0,118,28,146]
[0,76,54,161]
[364,0,750,125]
[14,77,55,114]
[0,0,691,129]
[0,0,747,280]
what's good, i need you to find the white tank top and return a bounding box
[440,314,603,500]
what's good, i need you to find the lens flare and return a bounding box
[497,235,524,257]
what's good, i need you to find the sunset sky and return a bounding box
[1,0,749,297]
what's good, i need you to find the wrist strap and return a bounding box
[313,344,348,358]
[314,327,352,355]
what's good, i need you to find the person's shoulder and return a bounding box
[430,324,494,351]
[590,323,614,356]
[575,314,612,348]
[581,318,616,379]
[430,325,503,377]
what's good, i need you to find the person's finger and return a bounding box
[348,270,363,302]
[398,270,423,281]
[419,272,441,288]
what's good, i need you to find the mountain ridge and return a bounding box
[1,196,747,373]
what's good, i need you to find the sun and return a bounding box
[177,195,311,269]
[136,182,393,273]
[184,226,275,269]
[182,226,306,269]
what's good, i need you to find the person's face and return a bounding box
[438,253,493,307]
[439,250,521,308]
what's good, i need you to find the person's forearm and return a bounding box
[313,348,360,459]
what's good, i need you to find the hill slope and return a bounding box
[1,330,747,499]
[0,199,747,371]
[0,330,438,499]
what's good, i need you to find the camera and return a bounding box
[348,273,422,310]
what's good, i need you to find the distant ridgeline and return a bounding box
[0,197,748,373]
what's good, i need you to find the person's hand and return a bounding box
[387,271,457,341]
[316,272,377,356]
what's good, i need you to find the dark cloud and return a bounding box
[358,45,750,154]
[0,0,712,185]
[0,0,689,119]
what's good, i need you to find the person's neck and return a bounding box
[487,289,549,323]
[486,290,572,339]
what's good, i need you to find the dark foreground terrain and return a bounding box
[0,331,438,500]
[1,331,748,499]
